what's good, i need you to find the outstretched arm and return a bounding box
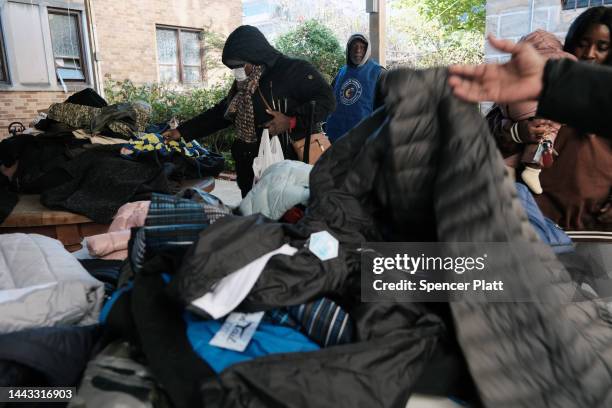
[448,35,544,104]
[448,35,612,136]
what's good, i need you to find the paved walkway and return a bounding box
[211,178,242,208]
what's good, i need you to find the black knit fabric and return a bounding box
[42,146,170,223]
[66,88,108,108]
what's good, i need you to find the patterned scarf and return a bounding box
[225,65,264,143]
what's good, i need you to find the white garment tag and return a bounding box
[308,231,339,261]
[209,312,265,352]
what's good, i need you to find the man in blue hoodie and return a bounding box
[325,34,385,143]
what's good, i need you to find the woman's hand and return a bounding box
[264,110,291,136]
[448,35,545,103]
[517,118,555,143]
[162,129,182,141]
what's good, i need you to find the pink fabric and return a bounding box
[85,200,150,260]
[98,249,128,261]
[86,230,131,259]
[108,201,150,232]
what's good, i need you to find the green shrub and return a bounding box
[104,78,236,170]
[275,20,345,83]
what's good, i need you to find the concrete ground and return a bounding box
[211,178,242,208]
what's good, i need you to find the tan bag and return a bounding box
[292,133,331,164]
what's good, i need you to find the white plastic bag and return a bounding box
[252,129,284,185]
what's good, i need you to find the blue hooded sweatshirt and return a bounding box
[325,33,383,143]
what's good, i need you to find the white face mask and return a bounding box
[233,67,247,82]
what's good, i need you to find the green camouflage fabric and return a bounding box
[48,102,98,129]
[108,101,151,136]
[48,101,151,139]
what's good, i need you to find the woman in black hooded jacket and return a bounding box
[164,25,335,197]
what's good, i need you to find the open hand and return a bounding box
[448,35,546,103]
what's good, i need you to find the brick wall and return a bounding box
[91,0,242,85]
[486,0,584,63]
[0,91,71,137]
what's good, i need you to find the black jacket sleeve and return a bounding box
[537,59,612,136]
[290,61,336,140]
[177,96,233,142]
[373,67,388,110]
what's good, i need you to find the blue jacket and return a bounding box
[515,183,574,254]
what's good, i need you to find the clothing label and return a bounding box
[308,231,339,261]
[209,312,265,352]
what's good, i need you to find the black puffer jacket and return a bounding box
[178,25,335,142]
[172,66,612,407]
[371,68,612,407]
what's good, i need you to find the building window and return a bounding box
[562,0,612,10]
[0,22,7,83]
[156,26,203,84]
[48,9,86,82]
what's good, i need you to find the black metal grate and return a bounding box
[563,0,612,10]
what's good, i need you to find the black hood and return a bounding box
[221,25,282,69]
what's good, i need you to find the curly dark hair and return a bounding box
[563,6,612,65]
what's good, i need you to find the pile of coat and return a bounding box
[0,88,224,224]
[76,67,612,407]
[2,67,611,408]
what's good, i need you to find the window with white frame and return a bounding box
[48,9,86,82]
[156,26,203,84]
[0,1,90,90]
